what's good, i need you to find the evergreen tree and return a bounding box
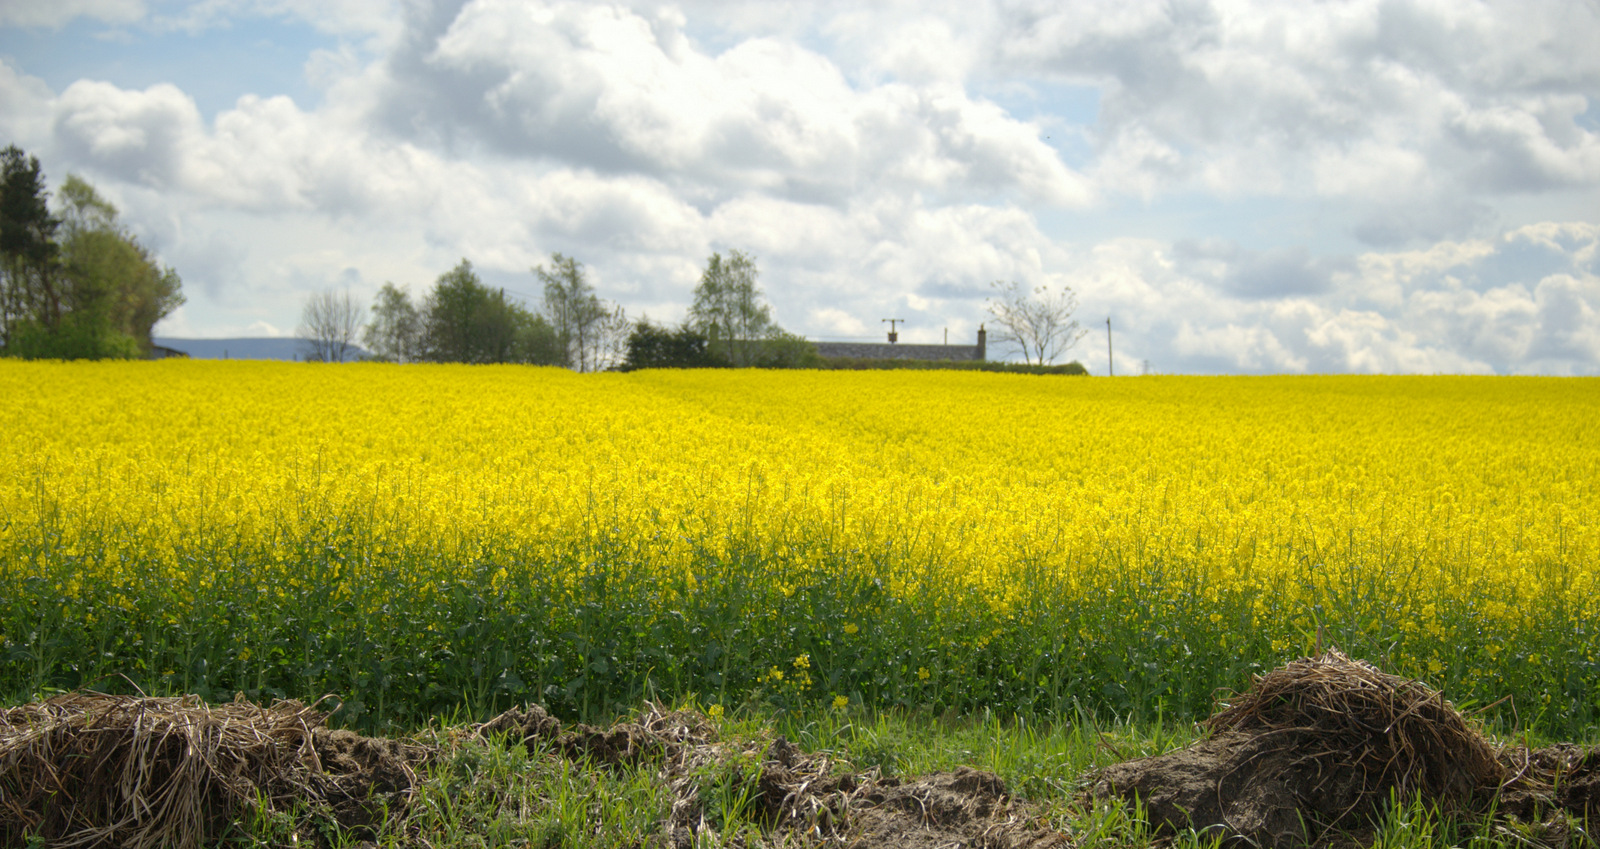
[0,145,59,350]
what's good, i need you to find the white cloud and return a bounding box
[0,60,55,144]
[52,80,204,187]
[1507,221,1600,267]
[376,0,1091,208]
[1175,321,1309,373]
[1297,306,1484,374]
[244,319,286,336]
[998,0,1600,243]
[810,307,867,336]
[4,0,1597,374]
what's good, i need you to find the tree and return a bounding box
[753,329,822,369]
[421,260,491,363]
[418,259,560,365]
[688,250,778,367]
[513,310,565,366]
[298,289,363,362]
[535,253,624,372]
[55,175,183,354]
[2,160,182,359]
[594,305,633,371]
[0,145,59,351]
[363,282,422,363]
[623,319,726,370]
[984,280,1089,366]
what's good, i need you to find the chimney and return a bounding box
[976,324,986,361]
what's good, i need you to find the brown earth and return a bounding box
[307,726,431,833]
[1085,650,1600,849]
[0,692,431,849]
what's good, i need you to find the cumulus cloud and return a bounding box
[1000,0,1600,244]
[366,0,1091,208]
[4,1,1597,374]
[53,80,206,188]
[1172,241,1347,300]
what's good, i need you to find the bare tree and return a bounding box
[298,288,362,362]
[588,303,633,372]
[985,280,1089,365]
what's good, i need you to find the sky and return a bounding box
[2,0,1598,374]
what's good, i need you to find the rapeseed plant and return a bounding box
[1,362,1595,733]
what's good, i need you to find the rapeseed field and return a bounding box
[1,361,1595,733]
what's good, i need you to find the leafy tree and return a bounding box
[513,310,565,366]
[55,176,182,354]
[419,259,563,365]
[471,288,524,365]
[362,283,422,363]
[535,253,625,372]
[985,280,1089,366]
[623,319,726,370]
[298,288,363,362]
[688,250,779,367]
[2,161,182,359]
[423,260,497,363]
[6,312,142,359]
[0,145,59,351]
[753,329,822,369]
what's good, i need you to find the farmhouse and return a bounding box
[813,326,987,362]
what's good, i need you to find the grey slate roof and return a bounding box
[814,342,984,361]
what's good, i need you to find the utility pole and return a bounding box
[1106,317,1114,377]
[881,318,905,343]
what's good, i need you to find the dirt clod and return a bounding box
[309,727,430,831]
[844,767,1069,849]
[0,692,432,849]
[1086,650,1599,849]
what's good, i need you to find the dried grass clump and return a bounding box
[478,702,1069,848]
[1205,649,1504,808]
[0,692,326,849]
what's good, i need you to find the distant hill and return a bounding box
[153,337,370,361]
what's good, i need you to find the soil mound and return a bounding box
[831,767,1069,849]
[0,692,430,849]
[1086,650,1599,848]
[1497,743,1600,823]
[480,703,1069,848]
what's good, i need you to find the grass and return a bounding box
[220,700,1594,849]
[291,702,1170,848]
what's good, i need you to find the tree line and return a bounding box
[304,247,820,370]
[0,146,184,359]
[1,145,1088,369]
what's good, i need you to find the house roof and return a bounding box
[813,342,983,361]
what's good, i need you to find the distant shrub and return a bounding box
[623,320,726,370]
[6,316,143,360]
